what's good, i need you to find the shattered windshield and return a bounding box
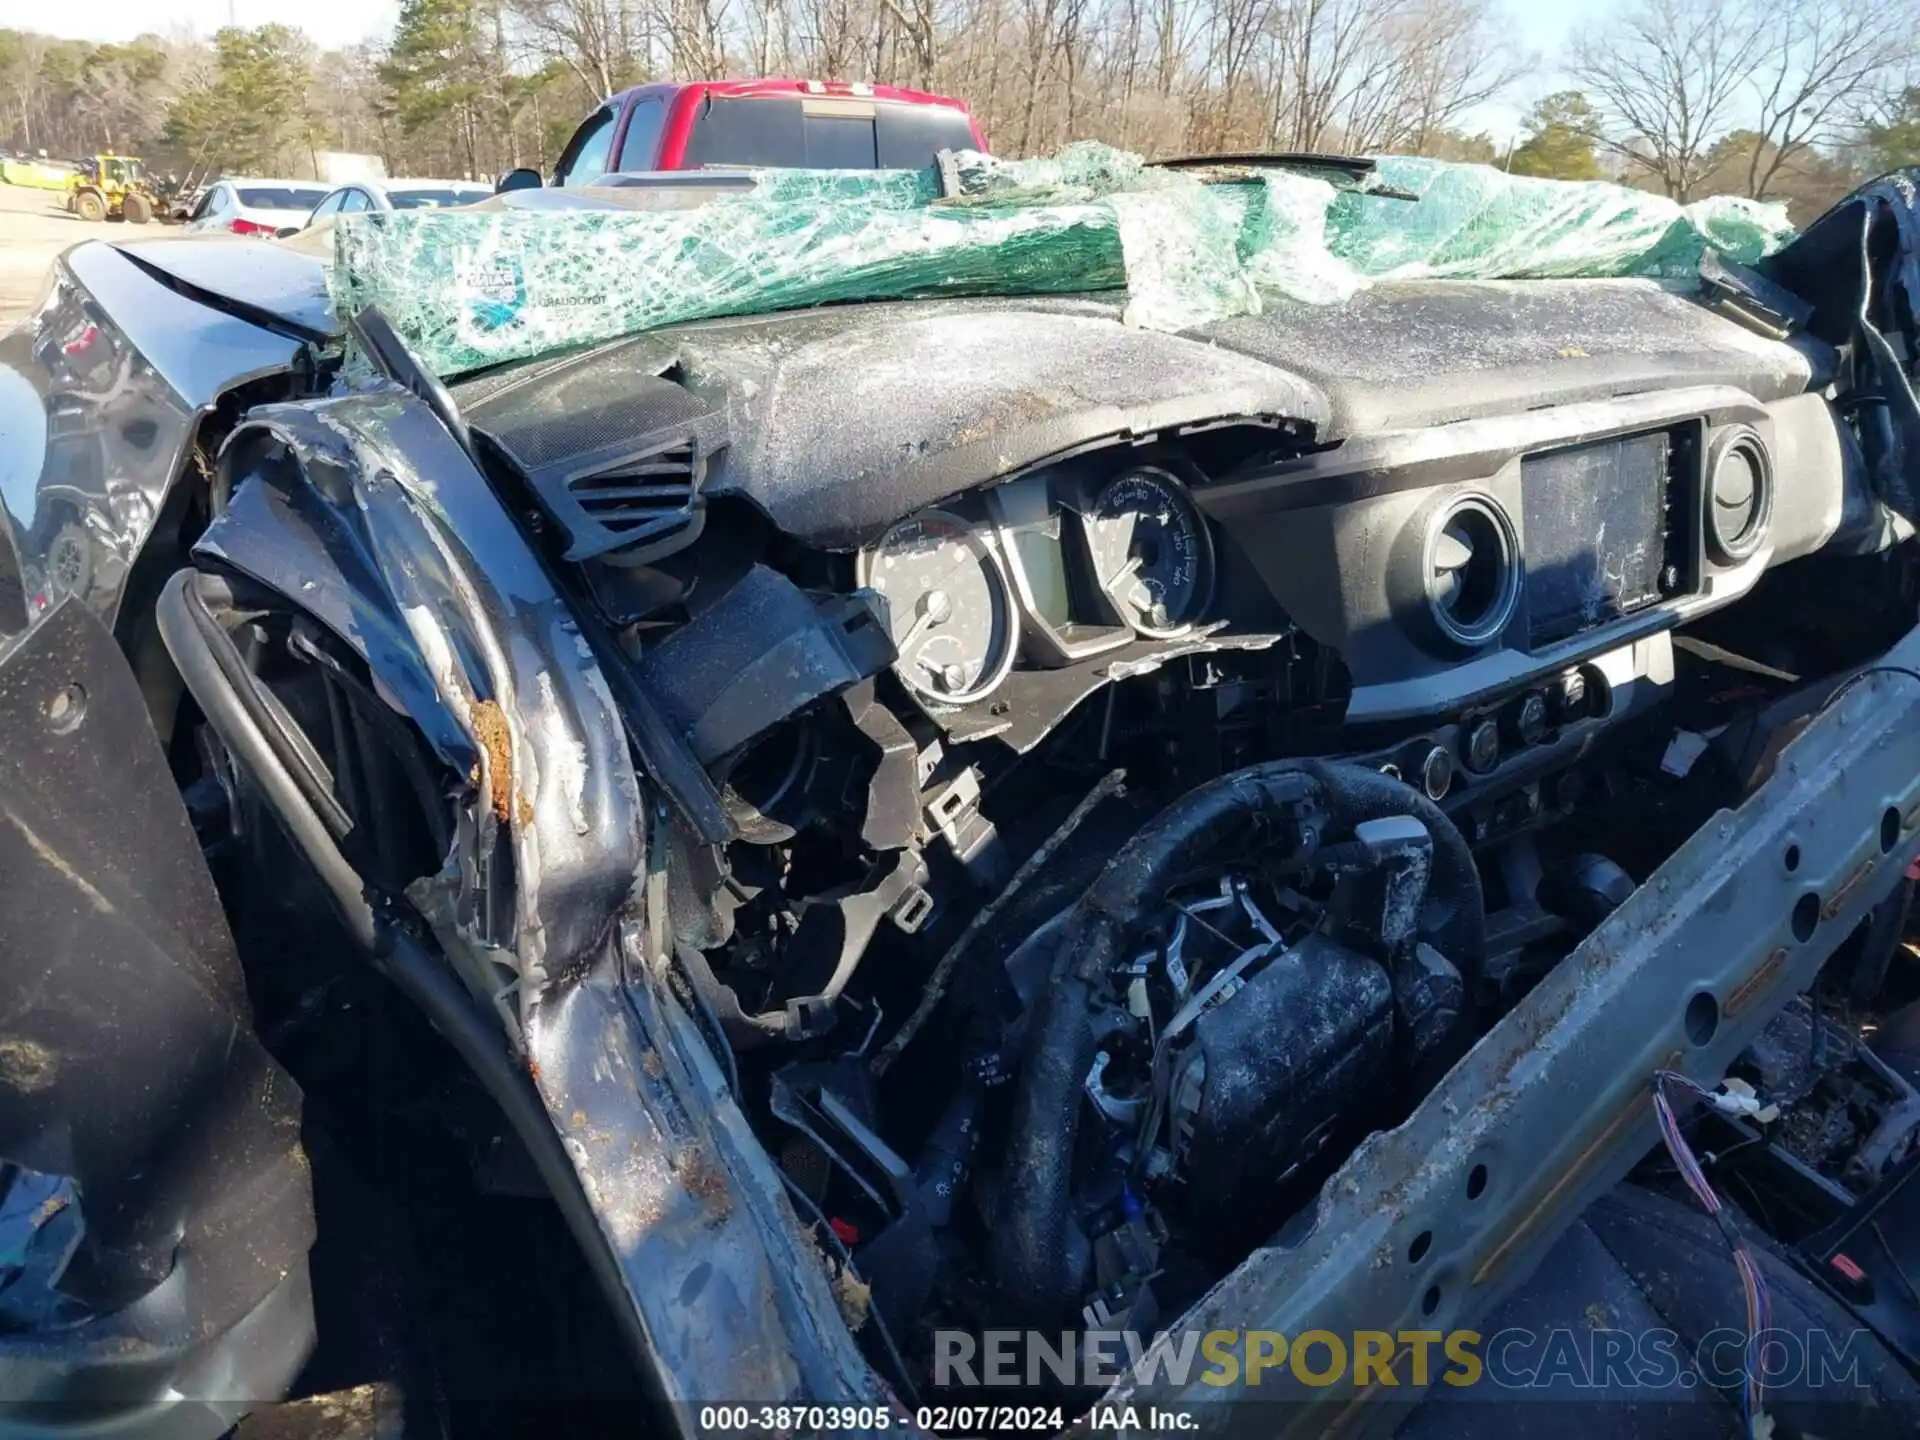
[328,142,1794,377]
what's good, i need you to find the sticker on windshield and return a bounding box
[455,249,524,332]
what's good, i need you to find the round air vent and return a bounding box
[1424,494,1518,649]
[1706,429,1772,564]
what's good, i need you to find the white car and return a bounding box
[184,179,332,236]
[299,178,493,229]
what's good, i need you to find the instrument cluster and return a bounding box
[857,463,1218,712]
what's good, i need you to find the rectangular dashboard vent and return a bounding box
[538,425,724,564]
[566,440,703,552]
[1521,430,1672,648]
[466,365,727,567]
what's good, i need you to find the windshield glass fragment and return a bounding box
[326,142,1795,376]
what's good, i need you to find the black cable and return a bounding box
[1817,664,1920,717]
[674,942,741,1098]
[873,768,1127,1076]
[1810,976,1826,1078]
[1872,1217,1920,1310]
[778,1171,921,1410]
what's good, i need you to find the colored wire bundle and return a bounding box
[1652,1069,1776,1435]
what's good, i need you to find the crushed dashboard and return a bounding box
[341,249,1903,1402]
[25,152,1920,1440]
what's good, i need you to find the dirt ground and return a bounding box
[0,181,118,330]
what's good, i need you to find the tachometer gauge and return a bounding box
[860,510,1018,706]
[1086,468,1215,638]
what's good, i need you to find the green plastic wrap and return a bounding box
[327,142,1795,376]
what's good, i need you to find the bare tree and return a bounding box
[1251,0,1515,156]
[509,0,636,97]
[1268,0,1386,153]
[743,0,793,72]
[795,0,865,77]
[1568,0,1770,201]
[4,34,49,150]
[1012,0,1062,151]
[311,45,401,167]
[20,0,1854,192]
[1197,0,1268,148]
[1377,0,1524,153]
[1152,0,1199,99]
[878,0,938,85]
[649,0,731,76]
[1743,0,1914,199]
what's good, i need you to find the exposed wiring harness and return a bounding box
[1652,1070,1776,1437]
[780,1171,921,1411]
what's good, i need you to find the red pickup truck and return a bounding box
[548,77,986,185]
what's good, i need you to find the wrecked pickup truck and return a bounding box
[5,147,1920,1439]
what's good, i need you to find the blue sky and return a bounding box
[4,0,1617,141]
[1476,0,1625,138]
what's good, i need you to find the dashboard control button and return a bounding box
[1550,668,1588,722]
[1464,717,1500,774]
[1507,691,1548,748]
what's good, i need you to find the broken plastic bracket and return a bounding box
[676,850,929,1044]
[924,767,1010,886]
[638,565,895,767]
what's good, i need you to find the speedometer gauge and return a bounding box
[1086,469,1215,638]
[860,510,1017,706]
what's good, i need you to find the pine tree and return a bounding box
[163,26,313,172]
[1864,88,1920,173]
[379,0,496,180]
[1508,92,1603,182]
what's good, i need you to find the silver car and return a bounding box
[300,178,493,228]
[182,178,331,236]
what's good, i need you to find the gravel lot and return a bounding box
[0,180,124,329]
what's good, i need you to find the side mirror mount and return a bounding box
[496,168,543,194]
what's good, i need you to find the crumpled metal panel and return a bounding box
[1764,169,1920,526]
[0,244,304,655]
[0,598,313,1408]
[192,425,476,774]
[200,387,883,1421]
[522,937,884,1418]
[110,236,338,342]
[196,385,642,1011]
[1077,630,1920,1436]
